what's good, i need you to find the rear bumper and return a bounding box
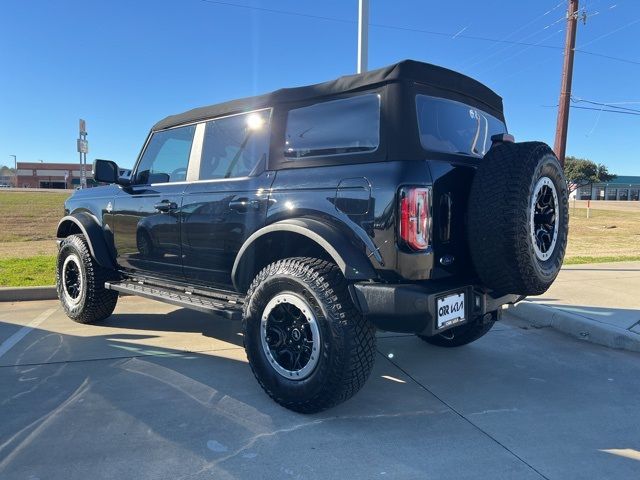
[350,280,520,335]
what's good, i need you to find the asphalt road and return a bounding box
[1,297,639,480]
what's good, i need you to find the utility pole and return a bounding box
[553,0,580,167]
[357,0,369,73]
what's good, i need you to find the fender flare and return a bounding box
[232,218,377,291]
[56,213,116,269]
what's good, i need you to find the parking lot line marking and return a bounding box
[0,307,58,360]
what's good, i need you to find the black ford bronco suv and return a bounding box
[56,60,568,413]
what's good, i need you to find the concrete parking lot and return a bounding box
[1,296,639,480]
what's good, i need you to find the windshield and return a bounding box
[416,95,507,157]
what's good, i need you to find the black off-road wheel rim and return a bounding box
[62,254,83,306]
[530,176,559,262]
[260,293,321,380]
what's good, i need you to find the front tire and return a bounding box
[243,257,376,414]
[56,234,119,324]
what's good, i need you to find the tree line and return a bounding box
[563,156,616,193]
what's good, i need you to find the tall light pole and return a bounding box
[9,155,17,187]
[77,119,88,189]
[554,0,579,167]
[357,0,369,73]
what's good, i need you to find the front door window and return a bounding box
[135,125,196,184]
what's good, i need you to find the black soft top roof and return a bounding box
[153,59,502,131]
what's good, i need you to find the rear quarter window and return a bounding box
[284,94,380,159]
[416,95,506,157]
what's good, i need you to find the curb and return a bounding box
[506,301,640,354]
[0,286,58,302]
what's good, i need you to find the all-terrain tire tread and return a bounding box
[243,257,376,413]
[467,142,568,295]
[56,234,118,324]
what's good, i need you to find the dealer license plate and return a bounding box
[436,293,465,329]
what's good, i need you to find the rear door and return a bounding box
[113,124,197,280]
[181,109,273,288]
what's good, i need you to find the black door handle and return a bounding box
[154,200,177,212]
[228,198,260,212]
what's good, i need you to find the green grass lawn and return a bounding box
[0,255,56,287]
[566,207,640,261]
[0,190,69,242]
[0,191,67,286]
[564,255,640,265]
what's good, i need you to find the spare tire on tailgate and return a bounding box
[467,141,569,296]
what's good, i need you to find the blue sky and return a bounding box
[1,0,639,174]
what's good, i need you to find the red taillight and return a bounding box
[399,187,431,251]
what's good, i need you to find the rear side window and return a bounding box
[284,94,380,159]
[416,95,506,157]
[135,125,195,184]
[199,109,271,180]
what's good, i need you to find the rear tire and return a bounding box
[243,257,376,413]
[56,234,119,324]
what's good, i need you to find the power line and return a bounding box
[571,97,640,113]
[567,2,640,65]
[199,0,354,24]
[576,16,640,48]
[543,104,640,116]
[197,0,640,68]
[596,100,640,105]
[198,0,565,50]
[475,28,564,75]
[463,1,567,70]
[496,44,640,85]
[543,14,570,30]
[575,49,640,65]
[463,2,564,58]
[368,22,564,50]
[572,105,640,115]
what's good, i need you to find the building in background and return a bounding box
[572,175,640,201]
[16,162,94,189]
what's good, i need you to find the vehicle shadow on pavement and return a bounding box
[100,308,245,347]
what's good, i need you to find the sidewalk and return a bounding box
[508,262,640,352]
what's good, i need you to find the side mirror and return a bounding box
[93,159,129,185]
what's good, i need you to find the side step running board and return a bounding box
[105,281,243,320]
